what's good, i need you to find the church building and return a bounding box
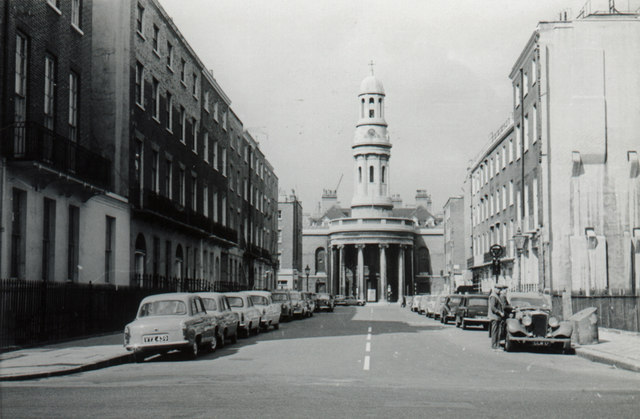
[302,73,445,302]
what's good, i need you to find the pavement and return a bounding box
[1,323,639,381]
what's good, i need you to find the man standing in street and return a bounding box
[488,284,505,350]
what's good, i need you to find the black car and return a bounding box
[315,293,335,312]
[454,295,490,329]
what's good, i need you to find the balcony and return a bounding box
[1,122,111,190]
[134,188,237,243]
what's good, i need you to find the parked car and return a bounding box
[504,292,573,353]
[289,291,309,317]
[334,295,347,306]
[455,295,490,329]
[432,295,448,320]
[315,293,335,312]
[302,292,317,313]
[271,291,293,321]
[418,295,433,315]
[341,295,366,306]
[124,293,216,362]
[440,294,463,324]
[223,292,262,337]
[244,291,281,331]
[197,292,239,346]
[411,295,423,312]
[425,295,440,318]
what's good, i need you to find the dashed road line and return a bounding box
[363,355,370,371]
[365,342,371,352]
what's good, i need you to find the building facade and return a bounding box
[277,195,303,289]
[443,196,465,292]
[302,74,444,302]
[0,0,130,285]
[466,10,640,301]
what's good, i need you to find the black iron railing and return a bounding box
[1,122,111,190]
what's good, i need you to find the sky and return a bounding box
[159,0,607,215]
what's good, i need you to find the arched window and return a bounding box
[315,247,326,273]
[369,97,375,118]
[358,167,362,183]
[417,247,431,275]
[381,166,386,183]
[134,234,147,277]
[175,244,183,279]
[369,166,374,183]
[379,98,383,118]
[361,98,365,118]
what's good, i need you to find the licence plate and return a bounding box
[532,341,549,346]
[143,334,169,343]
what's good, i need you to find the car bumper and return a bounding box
[510,336,571,344]
[126,339,190,352]
[463,316,490,325]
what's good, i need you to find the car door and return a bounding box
[222,297,238,333]
[246,297,259,323]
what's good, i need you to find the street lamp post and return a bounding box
[514,228,528,291]
[305,265,310,292]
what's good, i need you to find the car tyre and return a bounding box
[504,333,515,352]
[274,322,280,330]
[187,339,199,360]
[231,329,238,344]
[218,330,226,348]
[210,334,218,353]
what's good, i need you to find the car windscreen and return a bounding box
[468,297,488,306]
[509,295,550,309]
[227,297,244,308]
[449,296,462,304]
[138,300,187,317]
[250,296,269,306]
[202,298,217,312]
[271,293,289,302]
[289,292,302,300]
[317,294,329,299]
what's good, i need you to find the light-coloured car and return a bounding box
[411,295,423,312]
[124,293,216,362]
[224,292,262,337]
[289,291,308,317]
[244,291,281,331]
[433,295,447,320]
[418,295,432,314]
[197,292,240,346]
[315,293,335,311]
[302,292,317,314]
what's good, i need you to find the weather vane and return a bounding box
[368,60,375,75]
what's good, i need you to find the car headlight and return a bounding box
[548,317,559,328]
[522,315,532,326]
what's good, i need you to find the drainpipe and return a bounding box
[519,68,526,292]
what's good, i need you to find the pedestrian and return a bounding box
[497,286,510,345]
[401,296,406,308]
[488,284,504,350]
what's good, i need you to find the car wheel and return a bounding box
[218,330,226,348]
[504,333,515,352]
[187,339,199,360]
[210,334,218,353]
[274,322,280,330]
[231,329,238,344]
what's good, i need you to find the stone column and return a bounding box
[339,245,345,295]
[398,245,405,303]
[356,244,365,300]
[379,244,388,302]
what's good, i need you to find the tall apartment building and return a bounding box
[443,196,465,292]
[0,0,130,284]
[467,8,640,299]
[91,0,278,289]
[277,195,303,289]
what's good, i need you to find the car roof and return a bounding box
[140,293,194,303]
[196,292,225,298]
[242,290,271,297]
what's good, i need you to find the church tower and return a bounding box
[350,71,393,217]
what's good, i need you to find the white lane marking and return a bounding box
[367,326,372,333]
[363,355,370,371]
[365,342,371,352]
[366,333,371,341]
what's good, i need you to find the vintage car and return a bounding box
[289,291,309,317]
[412,295,423,312]
[418,295,434,315]
[315,293,335,311]
[432,295,447,320]
[124,293,216,362]
[504,292,573,353]
[425,295,440,318]
[197,292,240,346]
[223,292,262,337]
[244,290,281,330]
[455,295,490,329]
[302,292,317,314]
[440,294,463,324]
[334,295,347,306]
[271,291,293,321]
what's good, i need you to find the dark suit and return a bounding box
[488,290,504,349]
